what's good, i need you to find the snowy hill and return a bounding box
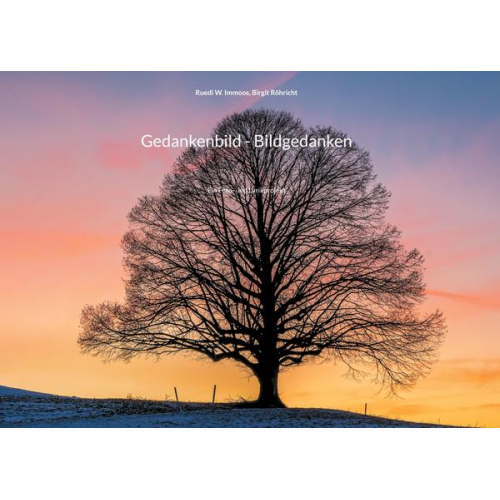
[0,385,54,397]
[0,385,450,428]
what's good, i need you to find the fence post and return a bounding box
[364,403,367,416]
[212,384,217,404]
[174,387,179,403]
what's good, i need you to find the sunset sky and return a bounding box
[1,72,499,427]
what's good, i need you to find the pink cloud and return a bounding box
[426,289,500,311]
[0,230,120,261]
[97,142,142,170]
[96,140,175,171]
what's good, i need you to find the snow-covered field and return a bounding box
[0,385,447,428]
[0,385,54,398]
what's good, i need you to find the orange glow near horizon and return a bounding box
[1,72,500,427]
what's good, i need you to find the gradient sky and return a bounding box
[1,72,499,427]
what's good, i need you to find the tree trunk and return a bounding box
[255,366,285,408]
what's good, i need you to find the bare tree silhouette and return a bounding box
[79,109,445,407]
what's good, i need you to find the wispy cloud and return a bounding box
[0,230,120,261]
[432,358,500,387]
[426,289,500,311]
